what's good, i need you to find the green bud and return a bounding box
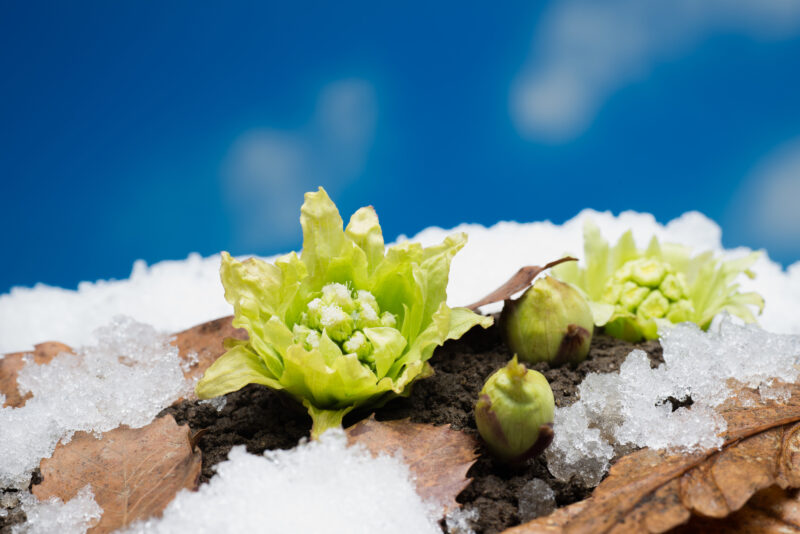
[666,300,695,323]
[637,289,669,319]
[318,303,354,343]
[629,258,667,288]
[343,331,373,360]
[321,283,356,314]
[619,282,649,312]
[474,356,555,464]
[501,276,593,366]
[659,274,686,301]
[354,290,382,329]
[380,311,397,328]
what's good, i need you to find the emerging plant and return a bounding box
[501,275,594,366]
[196,188,493,438]
[474,356,555,464]
[552,221,764,341]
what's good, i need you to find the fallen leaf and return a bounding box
[0,342,73,408]
[34,414,201,533]
[465,257,577,311]
[506,381,800,534]
[171,315,247,398]
[673,485,800,533]
[346,415,478,516]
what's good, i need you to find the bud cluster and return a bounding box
[293,283,397,369]
[601,258,694,324]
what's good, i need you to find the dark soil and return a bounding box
[0,319,661,534]
[162,319,662,534]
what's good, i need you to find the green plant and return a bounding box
[196,188,493,438]
[474,356,555,463]
[552,221,764,341]
[501,276,593,366]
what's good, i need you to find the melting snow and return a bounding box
[545,318,800,487]
[12,486,101,534]
[0,317,191,488]
[120,430,443,534]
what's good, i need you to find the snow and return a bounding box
[120,429,443,534]
[545,317,800,487]
[0,317,191,488]
[517,479,556,522]
[2,210,799,354]
[12,486,101,534]
[1,209,799,531]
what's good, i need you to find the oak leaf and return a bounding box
[0,342,73,408]
[506,381,800,534]
[33,414,201,533]
[346,415,478,516]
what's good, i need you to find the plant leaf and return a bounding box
[33,414,201,533]
[171,315,247,390]
[506,381,800,534]
[346,416,479,516]
[0,342,73,408]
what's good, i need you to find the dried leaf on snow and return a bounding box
[0,341,73,408]
[507,381,800,534]
[465,257,577,311]
[346,415,479,516]
[33,414,201,533]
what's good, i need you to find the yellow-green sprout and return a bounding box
[196,188,493,438]
[552,221,764,342]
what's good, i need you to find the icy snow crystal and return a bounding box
[545,318,800,487]
[0,317,191,488]
[517,479,556,522]
[120,429,442,534]
[12,486,101,534]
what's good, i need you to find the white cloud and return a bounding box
[726,137,800,258]
[222,79,377,251]
[511,0,800,142]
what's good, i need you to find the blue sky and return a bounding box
[2,1,800,293]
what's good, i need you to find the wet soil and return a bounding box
[0,319,661,534]
[163,319,661,534]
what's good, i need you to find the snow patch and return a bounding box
[120,429,442,534]
[12,486,101,534]
[545,318,800,486]
[0,317,191,488]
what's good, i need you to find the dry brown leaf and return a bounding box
[346,415,479,516]
[506,382,800,534]
[171,315,247,399]
[465,257,577,311]
[0,341,73,408]
[34,414,201,533]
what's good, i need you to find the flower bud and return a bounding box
[500,276,593,366]
[475,356,555,464]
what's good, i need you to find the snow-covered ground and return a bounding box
[2,209,799,533]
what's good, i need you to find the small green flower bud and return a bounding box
[629,258,667,288]
[322,283,356,314]
[666,300,695,323]
[637,289,669,319]
[343,331,373,360]
[601,280,624,305]
[353,290,381,329]
[619,282,649,312]
[474,356,555,464]
[318,304,354,343]
[380,311,397,328]
[659,274,687,301]
[501,276,593,366]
